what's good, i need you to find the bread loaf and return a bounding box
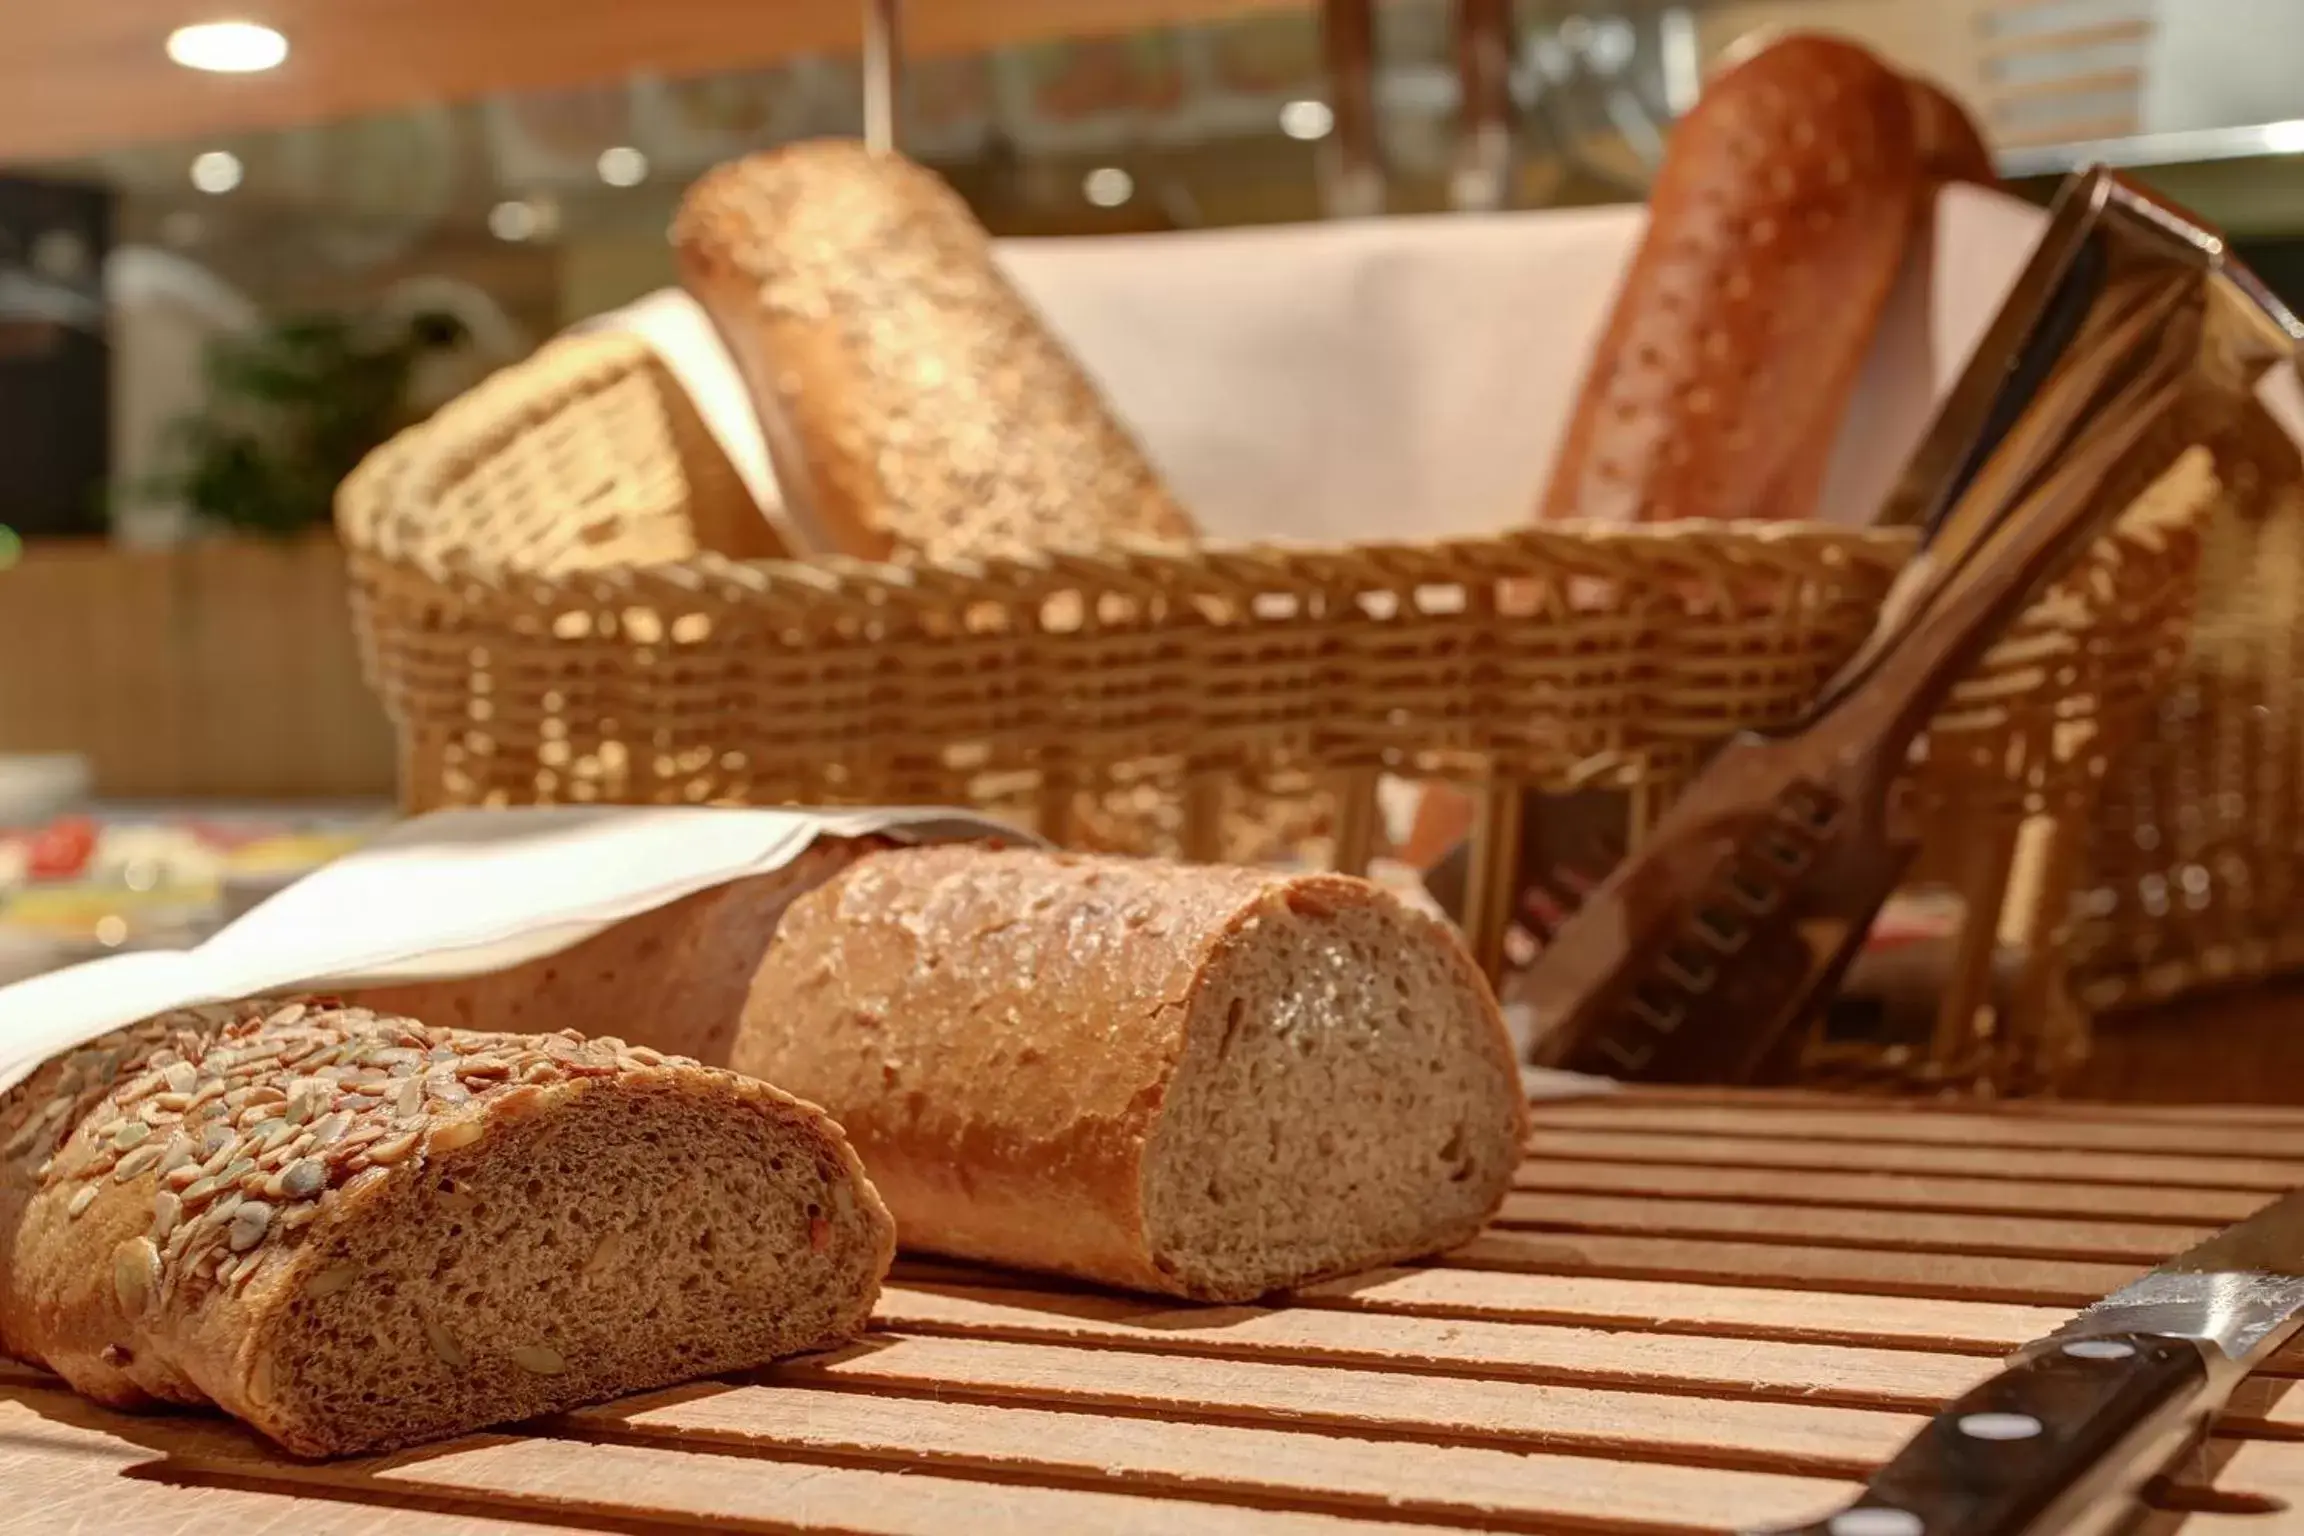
[356,838,878,1066]
[1537,34,1922,525]
[0,1001,893,1456]
[674,141,1197,564]
[1906,74,1997,189]
[735,846,1526,1301]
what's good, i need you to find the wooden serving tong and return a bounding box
[1521,167,2304,1083]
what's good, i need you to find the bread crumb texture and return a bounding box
[1144,880,1525,1297]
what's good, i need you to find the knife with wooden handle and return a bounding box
[1761,1188,2304,1536]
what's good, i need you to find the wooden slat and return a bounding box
[1514,1159,2266,1224]
[1994,115,2141,147]
[1,1383,1480,1536]
[1603,1086,2304,1129]
[1979,17,2153,58]
[575,1378,1861,1532]
[875,1282,1994,1408]
[2220,1377,2304,1438]
[783,1332,1924,1476]
[1450,1230,2143,1306]
[2171,1435,2304,1503]
[1292,1266,2066,1354]
[1524,1127,2304,1192]
[1496,1191,2212,1262]
[1529,1101,2304,1160]
[0,1397,595,1536]
[1986,66,2145,104]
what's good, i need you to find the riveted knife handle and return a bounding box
[1761,1333,2212,1536]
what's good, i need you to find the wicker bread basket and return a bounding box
[2070,396,2304,1011]
[336,324,2211,1091]
[336,326,2224,1091]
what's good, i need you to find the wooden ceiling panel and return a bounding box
[0,0,1299,164]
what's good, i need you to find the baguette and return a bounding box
[674,140,1197,564]
[735,846,1526,1301]
[1537,33,1921,524]
[1906,74,1997,189]
[356,838,878,1066]
[0,1001,893,1457]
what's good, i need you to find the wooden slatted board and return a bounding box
[10,1087,2304,1534]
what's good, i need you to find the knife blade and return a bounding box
[1761,1188,2304,1536]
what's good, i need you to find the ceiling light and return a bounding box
[1279,99,1334,141]
[167,20,288,74]
[1082,167,1134,208]
[488,200,539,242]
[596,146,649,187]
[189,150,243,195]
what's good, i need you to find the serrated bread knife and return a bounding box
[1760,1187,2304,1536]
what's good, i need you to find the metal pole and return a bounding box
[1450,0,1515,211]
[863,0,902,155]
[1319,0,1383,217]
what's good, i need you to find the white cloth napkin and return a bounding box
[0,805,1029,1098]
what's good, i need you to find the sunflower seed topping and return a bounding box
[114,1144,163,1182]
[227,1201,273,1252]
[113,1237,160,1314]
[366,1131,421,1166]
[13,999,657,1309]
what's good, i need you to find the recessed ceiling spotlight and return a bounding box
[488,200,539,242]
[1082,166,1134,208]
[1279,99,1335,141]
[596,146,650,187]
[167,20,289,74]
[189,149,244,195]
[594,146,649,186]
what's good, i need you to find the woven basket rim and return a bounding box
[337,327,1941,599]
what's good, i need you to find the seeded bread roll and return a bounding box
[0,1001,893,1457]
[1906,74,1997,189]
[1537,33,1921,525]
[673,140,1197,564]
[735,846,1526,1302]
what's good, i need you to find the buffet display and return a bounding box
[336,32,2268,1093]
[8,26,2304,1529]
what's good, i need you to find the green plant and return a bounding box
[141,309,465,537]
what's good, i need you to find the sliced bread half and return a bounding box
[0,1001,893,1456]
